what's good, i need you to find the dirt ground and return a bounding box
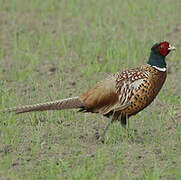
[0,0,181,179]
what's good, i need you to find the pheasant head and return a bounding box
[147,41,176,70]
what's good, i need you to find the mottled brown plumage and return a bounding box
[79,65,167,128]
[6,97,85,114]
[3,41,176,141]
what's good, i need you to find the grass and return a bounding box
[0,0,181,179]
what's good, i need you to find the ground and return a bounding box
[0,0,181,179]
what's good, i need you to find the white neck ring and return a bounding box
[152,66,166,72]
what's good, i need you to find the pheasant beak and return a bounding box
[168,44,176,51]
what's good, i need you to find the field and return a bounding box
[0,0,181,179]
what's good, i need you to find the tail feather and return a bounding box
[3,97,85,114]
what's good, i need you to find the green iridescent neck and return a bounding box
[147,51,166,68]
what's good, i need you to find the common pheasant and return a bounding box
[4,41,176,140]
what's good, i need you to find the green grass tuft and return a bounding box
[0,0,181,179]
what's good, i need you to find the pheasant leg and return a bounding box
[95,119,113,143]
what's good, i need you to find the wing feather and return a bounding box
[79,67,147,115]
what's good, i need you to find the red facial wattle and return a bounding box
[157,42,169,57]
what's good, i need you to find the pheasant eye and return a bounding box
[160,45,164,49]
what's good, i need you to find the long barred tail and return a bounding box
[3,97,85,114]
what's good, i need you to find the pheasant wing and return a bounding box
[79,67,146,116]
